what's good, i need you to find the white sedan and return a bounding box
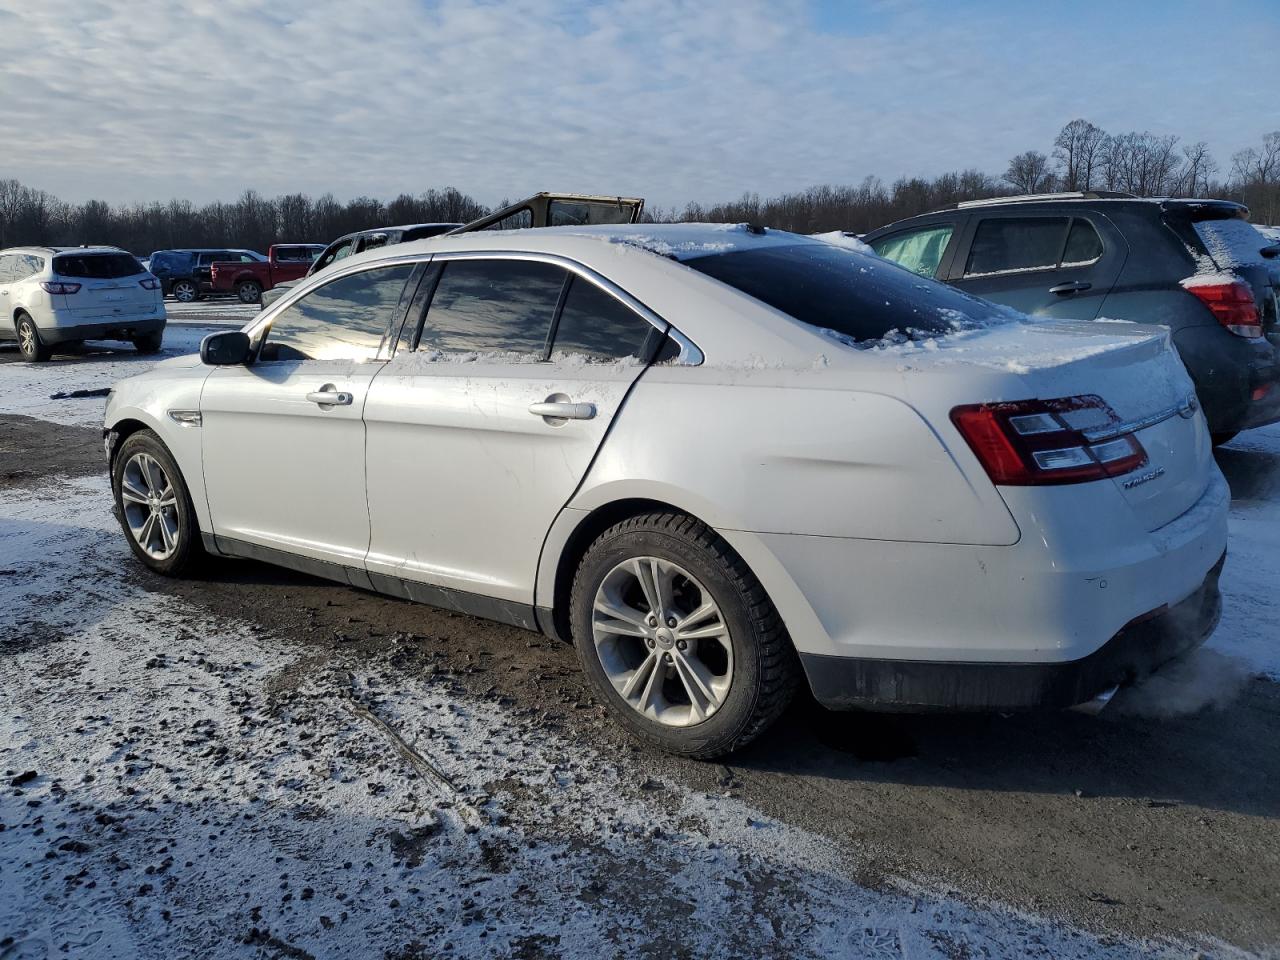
[104,224,1228,757]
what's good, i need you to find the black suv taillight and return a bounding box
[950,395,1147,485]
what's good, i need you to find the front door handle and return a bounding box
[529,400,596,421]
[1049,280,1092,295]
[306,386,353,407]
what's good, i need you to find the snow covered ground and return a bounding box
[2,325,1278,957]
[0,476,1249,960]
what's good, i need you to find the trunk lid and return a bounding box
[907,319,1214,531]
[53,252,155,317]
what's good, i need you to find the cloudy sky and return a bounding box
[0,0,1277,209]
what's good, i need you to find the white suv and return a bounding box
[0,246,166,362]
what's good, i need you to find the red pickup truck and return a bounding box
[209,244,325,303]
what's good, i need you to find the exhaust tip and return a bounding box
[1069,684,1120,716]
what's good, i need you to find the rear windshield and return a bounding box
[682,242,1008,344]
[53,252,144,279]
[1190,216,1274,269]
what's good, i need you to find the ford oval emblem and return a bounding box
[1178,393,1199,419]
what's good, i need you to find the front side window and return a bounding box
[53,253,143,279]
[418,259,566,356]
[551,277,654,361]
[482,208,533,231]
[312,238,356,274]
[0,255,16,284]
[260,263,415,362]
[964,218,1070,276]
[870,225,954,277]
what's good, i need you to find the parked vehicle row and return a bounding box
[209,244,325,303]
[148,248,266,303]
[0,246,165,361]
[862,193,1280,444]
[105,223,1227,757]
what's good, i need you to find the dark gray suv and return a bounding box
[862,194,1280,444]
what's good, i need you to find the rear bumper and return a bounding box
[42,317,165,344]
[800,550,1224,712]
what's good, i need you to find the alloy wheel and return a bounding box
[591,556,733,727]
[120,452,181,560]
[18,319,36,356]
[174,281,196,303]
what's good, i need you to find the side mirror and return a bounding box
[1260,243,1280,260]
[200,330,251,366]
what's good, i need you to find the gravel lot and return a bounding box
[1,320,1277,959]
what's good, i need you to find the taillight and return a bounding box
[40,281,81,294]
[1182,278,1263,338]
[139,277,160,290]
[950,395,1147,485]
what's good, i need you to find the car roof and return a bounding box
[385,222,810,263]
[2,245,126,255]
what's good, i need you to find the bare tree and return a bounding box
[1179,141,1217,197]
[1053,119,1107,191]
[1004,151,1056,194]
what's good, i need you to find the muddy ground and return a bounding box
[3,411,1277,954]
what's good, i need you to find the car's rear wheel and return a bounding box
[171,279,198,303]
[112,430,202,576]
[236,280,262,304]
[570,512,798,758]
[132,332,163,354]
[15,312,50,362]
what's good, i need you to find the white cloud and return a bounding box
[0,0,1276,209]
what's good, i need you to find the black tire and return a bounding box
[15,312,51,362]
[171,279,198,303]
[236,280,262,304]
[111,429,202,576]
[1211,431,1239,447]
[132,331,164,354]
[570,512,799,759]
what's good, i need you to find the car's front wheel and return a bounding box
[571,512,798,758]
[15,312,51,362]
[171,280,198,303]
[111,430,202,576]
[236,280,262,304]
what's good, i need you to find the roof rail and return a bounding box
[955,191,1136,209]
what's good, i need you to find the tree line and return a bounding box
[2,121,1278,253]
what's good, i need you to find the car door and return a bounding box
[0,255,17,335]
[946,212,1126,319]
[362,254,665,620]
[199,260,419,574]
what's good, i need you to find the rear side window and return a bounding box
[964,218,1070,276]
[261,263,414,362]
[1062,220,1103,264]
[53,253,143,279]
[551,278,654,361]
[683,242,1004,343]
[419,259,566,355]
[0,255,16,283]
[869,225,954,277]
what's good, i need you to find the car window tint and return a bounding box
[261,263,414,362]
[548,200,634,227]
[551,277,653,361]
[1062,219,1103,265]
[420,259,566,356]
[683,242,1004,343]
[964,218,1068,276]
[483,208,533,231]
[870,225,954,277]
[53,253,143,279]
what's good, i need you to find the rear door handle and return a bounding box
[529,401,596,421]
[1049,280,1092,295]
[306,387,353,407]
